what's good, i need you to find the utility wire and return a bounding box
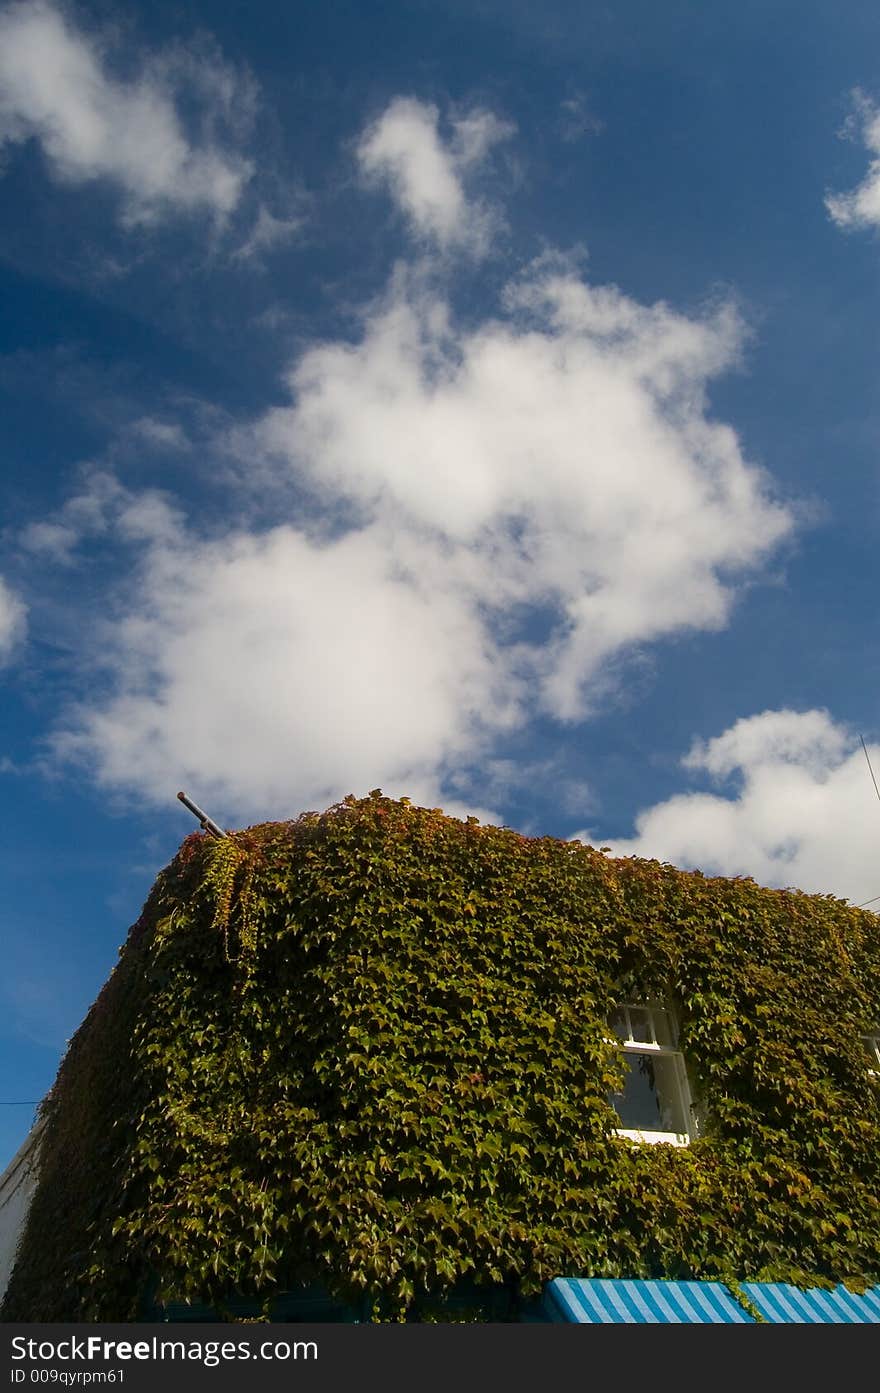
[860,734,880,805]
[857,735,880,908]
[0,1101,39,1105]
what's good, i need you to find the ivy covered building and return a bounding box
[2,792,879,1322]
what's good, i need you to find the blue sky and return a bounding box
[3,0,880,1168]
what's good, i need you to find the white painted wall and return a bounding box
[0,1120,43,1304]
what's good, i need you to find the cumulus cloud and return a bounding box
[262,260,792,721]
[44,251,796,821]
[0,0,253,224]
[826,90,880,232]
[357,96,514,254]
[50,507,510,823]
[586,709,880,903]
[0,576,27,662]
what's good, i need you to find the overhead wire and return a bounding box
[857,734,880,908]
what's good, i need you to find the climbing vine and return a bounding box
[2,792,878,1322]
[202,833,261,963]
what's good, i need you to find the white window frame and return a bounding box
[862,1031,880,1077]
[608,1002,695,1147]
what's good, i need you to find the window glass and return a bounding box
[651,1008,677,1049]
[610,1053,687,1134]
[627,1007,653,1044]
[609,1007,629,1041]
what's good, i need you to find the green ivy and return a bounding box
[2,792,878,1322]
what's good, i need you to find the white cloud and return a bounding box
[0,0,253,224]
[558,93,604,144]
[20,469,126,563]
[0,576,27,662]
[449,108,516,168]
[585,709,880,904]
[682,708,849,780]
[826,90,880,232]
[232,203,306,263]
[50,511,509,823]
[47,254,795,822]
[263,260,792,721]
[19,520,79,564]
[357,96,513,254]
[130,418,191,451]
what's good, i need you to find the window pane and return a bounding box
[609,1007,629,1041]
[863,1035,880,1068]
[610,1052,688,1133]
[627,1008,653,1044]
[651,1008,677,1049]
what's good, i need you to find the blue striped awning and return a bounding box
[740,1282,880,1324]
[546,1278,752,1323]
[545,1278,880,1323]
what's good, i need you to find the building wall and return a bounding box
[5,797,880,1319]
[0,1122,42,1304]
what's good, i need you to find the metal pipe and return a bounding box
[177,790,227,839]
